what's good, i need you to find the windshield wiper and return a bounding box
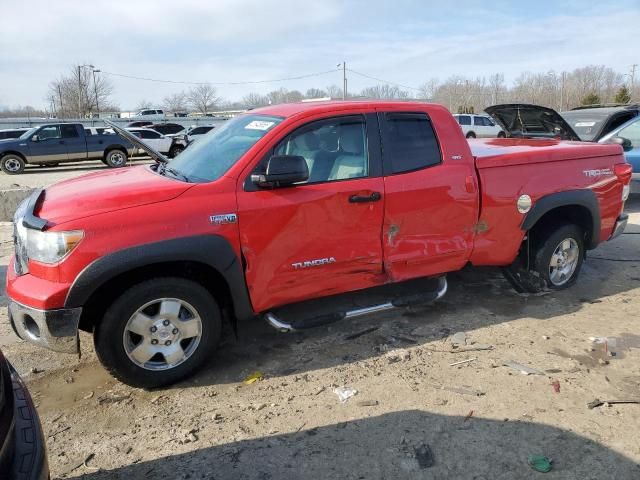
[160,164,191,183]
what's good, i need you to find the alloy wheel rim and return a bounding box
[4,158,20,172]
[122,298,202,371]
[111,152,125,165]
[548,238,579,286]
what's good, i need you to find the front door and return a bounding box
[377,110,479,282]
[28,125,68,163]
[237,114,385,312]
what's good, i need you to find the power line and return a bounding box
[100,68,339,86]
[346,68,422,92]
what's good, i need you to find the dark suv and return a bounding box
[0,349,48,479]
[560,104,640,141]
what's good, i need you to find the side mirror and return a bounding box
[251,155,309,187]
[31,135,40,142]
[610,136,633,152]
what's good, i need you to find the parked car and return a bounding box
[598,115,640,194]
[149,123,185,136]
[184,125,215,143]
[561,104,640,141]
[133,109,165,120]
[0,123,137,174]
[453,114,505,138]
[7,101,630,388]
[84,126,115,136]
[0,128,30,140]
[126,121,153,128]
[0,348,49,479]
[126,128,186,158]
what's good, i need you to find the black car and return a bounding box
[126,121,154,128]
[0,349,48,479]
[149,123,185,135]
[486,103,640,141]
[0,128,30,140]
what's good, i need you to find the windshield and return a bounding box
[560,111,608,141]
[19,127,38,139]
[167,114,283,182]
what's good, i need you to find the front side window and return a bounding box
[141,130,160,139]
[37,126,61,140]
[474,116,484,126]
[458,115,471,126]
[272,115,368,184]
[381,112,441,174]
[168,114,283,182]
[617,119,640,148]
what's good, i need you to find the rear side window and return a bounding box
[457,115,471,126]
[473,116,484,126]
[140,130,160,139]
[61,125,79,138]
[380,112,441,174]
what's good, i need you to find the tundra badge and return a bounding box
[292,257,337,270]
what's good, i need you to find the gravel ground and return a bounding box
[1,199,639,480]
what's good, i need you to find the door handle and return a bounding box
[349,192,381,203]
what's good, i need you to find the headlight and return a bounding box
[25,229,84,264]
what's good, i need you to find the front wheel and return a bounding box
[532,224,584,290]
[94,278,222,388]
[0,154,25,174]
[497,131,506,138]
[104,149,128,168]
[169,145,184,158]
[466,131,476,139]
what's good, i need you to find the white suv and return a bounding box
[453,114,505,138]
[134,109,165,120]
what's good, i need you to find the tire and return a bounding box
[169,145,184,158]
[0,154,25,174]
[104,149,128,168]
[466,131,476,139]
[497,131,506,138]
[94,277,222,388]
[532,224,584,290]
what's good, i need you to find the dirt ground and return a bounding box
[1,194,639,479]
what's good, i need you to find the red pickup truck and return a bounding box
[6,101,632,387]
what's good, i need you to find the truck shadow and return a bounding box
[66,410,639,479]
[167,197,640,390]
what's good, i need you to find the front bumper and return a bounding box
[609,214,628,240]
[8,301,81,354]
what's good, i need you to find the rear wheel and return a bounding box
[0,154,25,174]
[466,131,476,139]
[94,278,222,388]
[104,149,128,168]
[497,131,506,138]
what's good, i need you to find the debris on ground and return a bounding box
[463,410,474,422]
[436,384,485,396]
[385,349,411,363]
[97,393,130,405]
[30,367,43,374]
[243,371,263,385]
[503,361,545,376]
[587,398,640,409]
[356,400,379,407]
[413,443,435,469]
[333,387,358,403]
[451,332,467,348]
[449,344,494,353]
[550,380,560,393]
[528,454,553,473]
[449,357,477,367]
[344,327,379,340]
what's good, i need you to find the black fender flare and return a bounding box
[104,144,131,157]
[64,235,254,321]
[521,189,601,249]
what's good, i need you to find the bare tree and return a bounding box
[242,92,269,108]
[417,78,439,100]
[305,88,328,99]
[136,100,154,110]
[47,63,115,118]
[188,84,221,114]
[360,85,409,99]
[325,85,344,99]
[266,88,303,105]
[163,92,188,113]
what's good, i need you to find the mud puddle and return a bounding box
[552,333,640,367]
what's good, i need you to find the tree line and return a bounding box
[0,63,637,119]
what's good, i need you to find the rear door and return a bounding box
[237,113,385,312]
[60,124,87,160]
[139,130,171,153]
[27,126,68,162]
[377,110,478,281]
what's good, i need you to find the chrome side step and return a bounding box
[265,276,448,333]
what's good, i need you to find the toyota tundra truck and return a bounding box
[6,101,632,388]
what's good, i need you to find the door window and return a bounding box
[457,115,471,126]
[61,125,79,138]
[473,116,484,126]
[380,112,441,174]
[272,115,369,183]
[140,130,161,139]
[37,126,61,140]
[617,120,640,148]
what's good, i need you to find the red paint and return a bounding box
[5,101,629,314]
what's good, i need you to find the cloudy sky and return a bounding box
[1,0,638,110]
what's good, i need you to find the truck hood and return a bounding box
[36,165,193,226]
[485,104,581,141]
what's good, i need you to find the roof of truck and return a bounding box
[250,100,436,118]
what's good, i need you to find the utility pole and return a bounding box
[57,84,64,119]
[631,64,638,98]
[92,69,101,117]
[342,61,347,100]
[559,71,566,111]
[77,65,82,118]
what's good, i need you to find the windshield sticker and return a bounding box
[575,121,596,127]
[245,120,275,131]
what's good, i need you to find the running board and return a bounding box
[265,276,448,333]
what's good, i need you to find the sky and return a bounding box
[1,0,639,110]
